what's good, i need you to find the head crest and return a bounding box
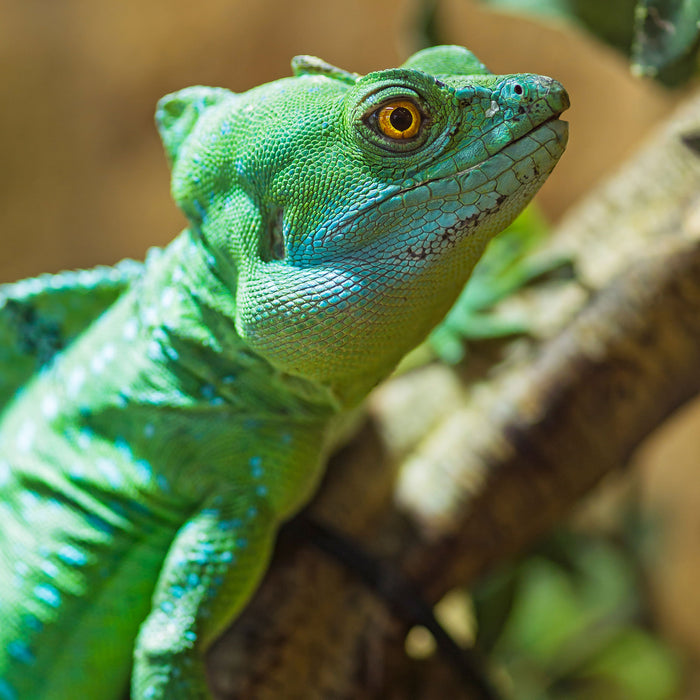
[401,45,491,76]
[155,86,234,164]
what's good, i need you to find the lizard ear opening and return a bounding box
[401,45,492,77]
[155,86,234,165]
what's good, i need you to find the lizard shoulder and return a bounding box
[0,258,143,410]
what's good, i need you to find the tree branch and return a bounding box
[208,92,700,699]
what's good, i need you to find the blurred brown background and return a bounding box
[0,0,668,281]
[3,0,698,692]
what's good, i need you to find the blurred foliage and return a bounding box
[632,0,700,84]
[473,0,700,86]
[410,5,695,696]
[469,525,683,699]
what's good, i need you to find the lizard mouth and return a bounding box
[404,115,568,198]
[359,115,569,226]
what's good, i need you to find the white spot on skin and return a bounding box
[135,460,152,483]
[58,544,88,567]
[41,560,59,578]
[0,460,10,487]
[67,367,86,397]
[19,491,39,513]
[143,307,158,326]
[161,287,176,308]
[148,341,162,360]
[77,429,92,451]
[41,394,59,419]
[16,421,36,453]
[34,583,61,608]
[97,458,123,488]
[102,344,116,363]
[90,354,105,375]
[123,318,138,341]
[485,100,500,118]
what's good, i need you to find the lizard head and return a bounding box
[156,46,568,406]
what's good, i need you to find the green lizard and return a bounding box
[0,45,568,699]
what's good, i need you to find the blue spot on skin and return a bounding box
[186,573,200,588]
[135,459,154,483]
[192,200,207,221]
[218,551,234,563]
[280,432,292,445]
[144,686,157,699]
[22,614,43,632]
[256,485,268,498]
[0,679,18,700]
[160,601,175,614]
[147,341,163,361]
[184,630,197,642]
[249,455,263,478]
[7,640,35,665]
[201,384,216,399]
[41,560,59,578]
[144,423,155,438]
[77,428,93,451]
[170,585,185,599]
[115,437,132,458]
[87,513,114,535]
[107,500,128,519]
[34,583,61,608]
[236,537,248,549]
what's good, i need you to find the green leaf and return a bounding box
[631,0,700,85]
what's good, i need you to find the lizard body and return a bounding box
[0,46,568,699]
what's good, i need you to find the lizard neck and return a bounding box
[52,229,338,493]
[130,229,342,418]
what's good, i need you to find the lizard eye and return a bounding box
[376,100,422,139]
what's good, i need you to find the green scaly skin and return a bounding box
[0,46,568,699]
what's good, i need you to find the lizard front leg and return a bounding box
[132,491,276,700]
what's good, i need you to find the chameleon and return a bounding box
[0,45,568,699]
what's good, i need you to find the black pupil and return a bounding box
[389,106,413,132]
